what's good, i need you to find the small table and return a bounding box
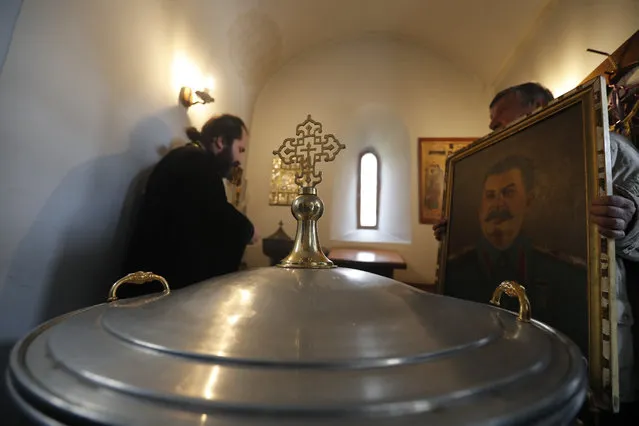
[328,248,407,279]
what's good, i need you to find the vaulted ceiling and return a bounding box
[186,0,554,90]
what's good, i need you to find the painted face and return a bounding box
[489,92,536,132]
[478,168,530,250]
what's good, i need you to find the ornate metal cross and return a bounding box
[273,115,345,188]
[272,115,345,269]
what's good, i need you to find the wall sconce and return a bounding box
[179,86,215,108]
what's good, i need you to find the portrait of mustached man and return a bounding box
[444,154,588,356]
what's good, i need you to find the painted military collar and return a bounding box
[477,234,531,264]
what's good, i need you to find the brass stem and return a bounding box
[278,187,335,269]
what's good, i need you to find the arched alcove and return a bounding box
[331,104,411,243]
[245,34,490,282]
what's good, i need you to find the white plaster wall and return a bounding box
[245,35,492,284]
[0,0,250,343]
[332,103,412,244]
[494,0,639,95]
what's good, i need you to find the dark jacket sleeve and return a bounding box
[178,152,254,275]
[121,148,254,292]
[184,155,254,243]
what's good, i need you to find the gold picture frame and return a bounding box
[436,76,618,411]
[418,138,476,224]
[269,157,302,206]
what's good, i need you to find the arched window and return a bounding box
[357,151,380,229]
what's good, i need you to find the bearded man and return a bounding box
[120,114,258,297]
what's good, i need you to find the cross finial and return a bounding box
[272,115,345,188]
[272,115,344,269]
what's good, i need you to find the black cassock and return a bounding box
[119,144,254,297]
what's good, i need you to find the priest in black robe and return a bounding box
[119,114,256,297]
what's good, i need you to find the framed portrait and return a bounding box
[418,138,476,224]
[269,157,302,206]
[437,77,618,411]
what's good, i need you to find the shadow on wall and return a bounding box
[0,107,188,382]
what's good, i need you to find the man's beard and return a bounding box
[214,146,240,180]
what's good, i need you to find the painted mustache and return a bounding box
[484,209,513,223]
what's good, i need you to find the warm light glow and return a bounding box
[171,51,215,95]
[355,252,376,262]
[543,53,583,98]
[551,76,581,97]
[204,75,216,92]
[239,289,252,303]
[201,287,255,399]
[203,366,220,399]
[227,314,240,325]
[359,152,379,227]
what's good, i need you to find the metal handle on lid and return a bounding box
[107,271,170,302]
[490,281,531,322]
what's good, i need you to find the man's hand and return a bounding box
[590,195,637,239]
[250,228,261,245]
[432,218,448,242]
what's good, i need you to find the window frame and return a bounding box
[356,149,381,230]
